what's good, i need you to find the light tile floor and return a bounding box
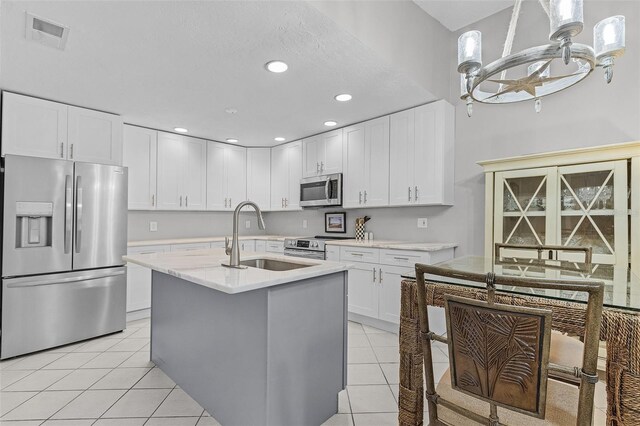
[0,318,608,426]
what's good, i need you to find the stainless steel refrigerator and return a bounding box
[1,155,128,359]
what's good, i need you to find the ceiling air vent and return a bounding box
[25,12,69,50]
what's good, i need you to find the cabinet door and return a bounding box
[364,116,390,207]
[123,125,157,210]
[389,109,415,206]
[270,144,288,211]
[183,137,207,210]
[378,266,411,324]
[126,245,168,312]
[557,160,628,267]
[68,106,123,165]
[342,124,366,208]
[247,148,271,210]
[225,145,247,209]
[2,92,68,159]
[321,129,343,175]
[494,167,558,256]
[240,240,256,252]
[286,141,303,210]
[347,263,379,318]
[156,132,184,210]
[255,240,267,252]
[302,135,320,178]
[206,142,227,210]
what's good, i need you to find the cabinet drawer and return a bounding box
[266,241,284,253]
[379,249,430,267]
[170,243,210,252]
[340,246,379,263]
[127,245,170,255]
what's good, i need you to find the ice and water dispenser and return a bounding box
[15,201,53,248]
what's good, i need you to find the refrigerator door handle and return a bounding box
[75,176,83,253]
[64,175,73,254]
[5,269,126,288]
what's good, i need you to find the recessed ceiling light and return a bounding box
[226,138,238,143]
[225,108,238,114]
[324,121,337,127]
[174,127,188,133]
[265,60,288,73]
[274,137,286,142]
[335,94,352,102]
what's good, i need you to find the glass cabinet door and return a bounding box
[493,167,558,258]
[557,160,628,267]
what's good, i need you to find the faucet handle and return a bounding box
[225,236,231,255]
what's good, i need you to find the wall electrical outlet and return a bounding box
[149,221,158,232]
[417,218,428,229]
[245,220,251,229]
[302,219,308,229]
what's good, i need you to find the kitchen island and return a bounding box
[124,249,351,426]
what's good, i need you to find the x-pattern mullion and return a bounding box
[503,176,547,245]
[561,171,615,255]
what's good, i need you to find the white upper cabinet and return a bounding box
[156,132,206,210]
[302,129,343,177]
[1,92,123,165]
[343,116,390,208]
[206,142,247,211]
[123,125,157,210]
[2,92,68,159]
[389,100,454,206]
[270,141,302,210]
[67,106,123,165]
[247,148,271,211]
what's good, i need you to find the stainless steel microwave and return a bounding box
[300,173,342,208]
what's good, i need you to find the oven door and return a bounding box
[283,248,326,260]
[300,174,342,207]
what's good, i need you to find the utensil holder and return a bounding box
[355,223,366,241]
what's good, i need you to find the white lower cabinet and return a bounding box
[255,240,267,252]
[266,241,284,253]
[126,245,169,313]
[240,240,256,252]
[340,245,454,326]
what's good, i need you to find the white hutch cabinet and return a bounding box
[480,141,640,276]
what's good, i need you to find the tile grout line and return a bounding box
[141,383,178,424]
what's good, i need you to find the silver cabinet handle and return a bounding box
[364,190,367,204]
[180,196,183,207]
[393,256,410,261]
[415,186,418,201]
[373,267,377,283]
[281,198,284,208]
[351,253,364,256]
[320,161,324,172]
[359,191,362,204]
[408,186,412,202]
[379,268,383,283]
[317,162,320,174]
[225,198,228,208]
[75,176,83,254]
[151,194,155,207]
[285,198,288,208]
[229,198,232,207]
[60,142,65,158]
[70,144,74,159]
[64,175,73,254]
[186,195,189,207]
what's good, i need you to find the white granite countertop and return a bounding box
[325,239,457,252]
[128,235,298,247]
[124,249,351,294]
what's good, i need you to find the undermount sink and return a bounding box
[238,258,312,271]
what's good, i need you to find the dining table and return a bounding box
[398,256,640,426]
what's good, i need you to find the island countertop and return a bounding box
[124,248,351,294]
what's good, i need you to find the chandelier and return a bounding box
[458,0,626,116]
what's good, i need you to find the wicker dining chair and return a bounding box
[415,263,604,425]
[494,243,593,272]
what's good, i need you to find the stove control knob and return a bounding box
[313,242,319,247]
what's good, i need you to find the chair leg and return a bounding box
[415,275,439,425]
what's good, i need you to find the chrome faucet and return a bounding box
[222,201,266,269]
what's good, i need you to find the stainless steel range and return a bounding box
[284,236,351,260]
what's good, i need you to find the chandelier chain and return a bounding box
[499,0,523,84]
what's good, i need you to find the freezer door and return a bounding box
[73,162,128,270]
[1,267,126,359]
[2,155,74,277]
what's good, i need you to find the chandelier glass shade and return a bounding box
[458,0,625,116]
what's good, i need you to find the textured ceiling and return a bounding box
[413,0,513,31]
[0,1,436,147]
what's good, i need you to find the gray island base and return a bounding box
[150,270,348,426]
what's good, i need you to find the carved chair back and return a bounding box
[414,263,604,426]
